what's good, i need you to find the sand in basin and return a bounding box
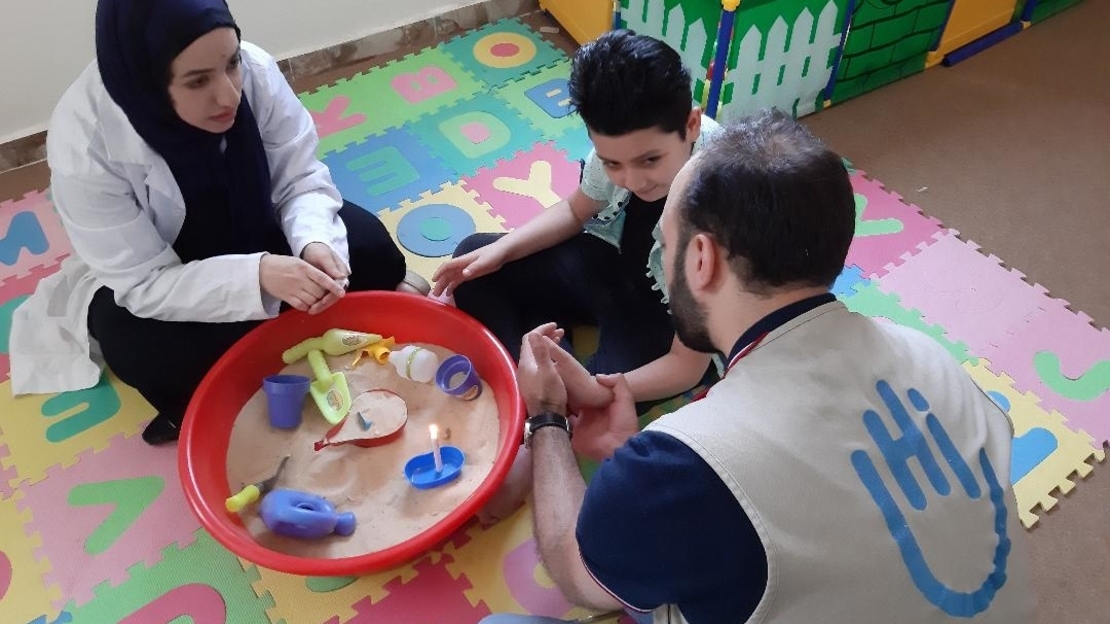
[226,343,500,559]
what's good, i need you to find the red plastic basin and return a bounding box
[178,291,523,575]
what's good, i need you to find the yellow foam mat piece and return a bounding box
[0,490,63,623]
[375,182,507,285]
[244,555,422,624]
[964,359,1106,528]
[0,373,154,489]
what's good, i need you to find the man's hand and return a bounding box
[528,321,565,345]
[570,374,639,462]
[518,331,568,417]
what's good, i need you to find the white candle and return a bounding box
[430,424,443,473]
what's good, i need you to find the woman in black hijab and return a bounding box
[11,0,417,445]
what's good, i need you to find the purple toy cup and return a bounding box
[263,375,310,429]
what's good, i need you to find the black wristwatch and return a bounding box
[523,411,571,449]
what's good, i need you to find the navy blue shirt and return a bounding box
[576,294,837,622]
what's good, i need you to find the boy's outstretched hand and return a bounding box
[543,336,614,410]
[431,242,509,297]
[570,374,639,462]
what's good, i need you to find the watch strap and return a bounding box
[525,411,571,448]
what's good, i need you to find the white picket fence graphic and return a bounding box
[623,0,711,90]
[719,0,843,120]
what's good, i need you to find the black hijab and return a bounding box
[95,0,288,260]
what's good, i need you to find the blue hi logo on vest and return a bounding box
[851,380,1010,617]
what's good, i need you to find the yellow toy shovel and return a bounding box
[306,349,352,425]
[225,456,290,513]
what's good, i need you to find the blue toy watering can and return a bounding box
[260,489,356,540]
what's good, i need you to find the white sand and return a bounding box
[226,343,500,559]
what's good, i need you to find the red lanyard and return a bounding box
[692,332,769,402]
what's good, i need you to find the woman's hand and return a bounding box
[301,242,349,309]
[301,242,349,280]
[259,253,345,314]
[431,242,509,297]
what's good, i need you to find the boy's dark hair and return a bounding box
[568,29,693,138]
[677,108,855,292]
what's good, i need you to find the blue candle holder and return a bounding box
[404,446,465,489]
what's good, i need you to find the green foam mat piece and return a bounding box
[440,18,565,90]
[552,126,594,163]
[494,60,581,139]
[65,529,271,623]
[407,92,544,179]
[844,282,978,365]
[300,47,484,156]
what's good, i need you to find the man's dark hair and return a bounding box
[677,108,855,293]
[568,29,693,138]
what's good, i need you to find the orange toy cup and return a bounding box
[178,292,524,575]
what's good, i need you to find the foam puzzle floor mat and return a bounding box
[1,17,1107,624]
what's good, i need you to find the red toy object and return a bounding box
[314,389,410,451]
[177,292,524,575]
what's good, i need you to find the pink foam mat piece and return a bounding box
[846,171,946,278]
[462,142,580,230]
[989,306,1110,447]
[325,556,491,623]
[17,433,200,608]
[503,536,576,615]
[309,94,368,138]
[0,261,58,302]
[876,230,1061,358]
[0,191,72,283]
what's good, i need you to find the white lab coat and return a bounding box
[9,42,349,396]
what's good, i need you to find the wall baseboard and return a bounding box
[0,0,539,175]
[0,131,46,175]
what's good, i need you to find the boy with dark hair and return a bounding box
[434,30,721,411]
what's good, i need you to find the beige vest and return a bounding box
[645,302,1034,623]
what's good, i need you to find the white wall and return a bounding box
[0,0,473,144]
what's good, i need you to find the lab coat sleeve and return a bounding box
[49,167,273,323]
[244,43,349,268]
